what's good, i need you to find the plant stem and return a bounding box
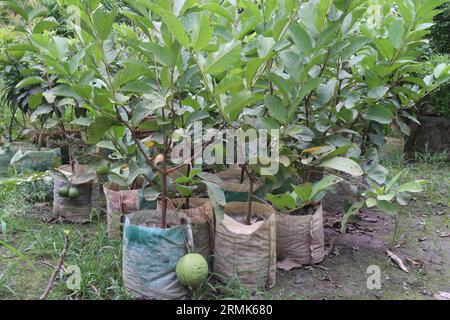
[240,165,246,184]
[246,169,253,225]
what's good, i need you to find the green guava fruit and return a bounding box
[176,253,208,286]
[58,186,69,197]
[68,187,80,200]
[96,164,109,176]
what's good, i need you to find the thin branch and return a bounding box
[39,234,69,300]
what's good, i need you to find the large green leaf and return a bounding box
[293,183,313,203]
[319,156,363,176]
[312,175,343,197]
[15,76,45,90]
[200,3,233,21]
[223,91,252,121]
[396,181,425,193]
[289,23,313,54]
[266,193,296,211]
[86,117,116,144]
[93,7,117,41]
[33,20,59,34]
[191,13,212,52]
[362,105,393,124]
[113,65,149,89]
[158,8,190,47]
[204,41,241,75]
[265,95,286,124]
[388,19,405,49]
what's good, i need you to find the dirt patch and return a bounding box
[270,207,450,300]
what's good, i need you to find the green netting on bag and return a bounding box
[10,148,61,173]
[123,210,189,300]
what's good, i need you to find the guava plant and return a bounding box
[3,0,449,231]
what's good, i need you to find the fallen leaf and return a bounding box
[387,249,409,273]
[434,292,450,300]
[361,216,378,223]
[439,232,450,238]
[418,237,428,242]
[405,256,426,268]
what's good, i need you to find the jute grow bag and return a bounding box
[158,198,214,265]
[123,210,190,300]
[91,181,106,212]
[103,182,156,240]
[53,165,94,223]
[213,202,276,290]
[276,204,325,269]
[10,148,61,173]
[215,168,261,202]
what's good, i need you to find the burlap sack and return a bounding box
[215,168,261,202]
[158,198,214,266]
[276,205,325,270]
[103,182,144,240]
[213,202,276,290]
[53,165,95,223]
[91,181,106,213]
[123,210,191,300]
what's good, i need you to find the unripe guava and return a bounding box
[175,253,208,286]
[58,186,69,197]
[68,187,80,200]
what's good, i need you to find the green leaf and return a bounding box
[223,91,252,121]
[204,40,241,75]
[385,170,404,192]
[366,164,388,185]
[15,76,45,90]
[396,181,424,193]
[366,198,377,208]
[6,44,39,53]
[32,20,59,34]
[130,94,165,127]
[266,193,296,211]
[388,19,405,49]
[319,156,363,176]
[312,175,343,197]
[113,65,149,89]
[176,184,197,197]
[139,42,172,66]
[293,183,313,203]
[214,76,242,95]
[158,8,190,47]
[191,13,212,52]
[377,200,398,215]
[86,117,115,144]
[265,95,286,124]
[289,23,313,54]
[245,58,264,87]
[93,7,117,41]
[341,201,363,233]
[71,117,92,126]
[362,105,393,124]
[204,181,226,206]
[200,3,233,21]
[368,86,389,99]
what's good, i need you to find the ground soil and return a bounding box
[268,207,450,300]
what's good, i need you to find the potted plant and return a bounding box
[266,175,343,269]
